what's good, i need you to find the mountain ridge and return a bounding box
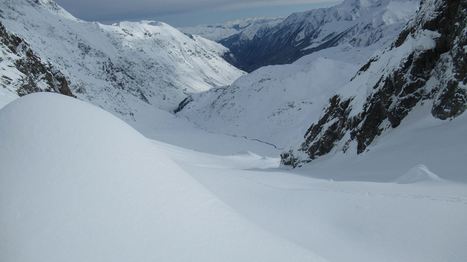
[0,21,73,107]
[282,0,466,166]
[0,0,243,121]
[219,0,419,72]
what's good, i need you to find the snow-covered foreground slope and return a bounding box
[1,93,466,262]
[2,93,466,262]
[156,131,467,262]
[0,0,243,119]
[0,93,322,262]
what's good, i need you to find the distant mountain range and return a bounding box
[181,17,284,42]
[178,0,466,177]
[185,0,419,72]
[178,0,421,148]
[0,0,465,179]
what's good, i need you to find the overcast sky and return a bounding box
[54,0,340,26]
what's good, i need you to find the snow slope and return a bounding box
[0,0,243,119]
[177,0,415,149]
[180,154,467,262]
[154,131,467,262]
[292,104,467,182]
[179,55,359,149]
[2,93,465,262]
[0,93,322,262]
[287,0,466,165]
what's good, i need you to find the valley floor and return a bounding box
[137,105,467,262]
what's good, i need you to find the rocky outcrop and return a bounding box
[0,22,74,97]
[282,0,466,166]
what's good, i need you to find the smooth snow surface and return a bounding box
[396,165,444,184]
[0,94,322,262]
[1,94,466,262]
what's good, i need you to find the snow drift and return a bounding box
[0,93,322,262]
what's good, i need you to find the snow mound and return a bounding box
[396,165,444,184]
[0,93,322,262]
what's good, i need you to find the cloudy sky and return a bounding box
[54,0,340,26]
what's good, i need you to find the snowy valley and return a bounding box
[0,0,466,261]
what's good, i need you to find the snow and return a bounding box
[0,37,24,107]
[1,91,466,262]
[0,0,244,117]
[0,93,322,262]
[180,56,358,149]
[179,0,419,149]
[396,164,444,184]
[383,1,420,25]
[160,105,467,262]
[0,1,466,261]
[0,89,17,108]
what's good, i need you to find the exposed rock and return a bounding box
[283,0,466,165]
[0,22,74,98]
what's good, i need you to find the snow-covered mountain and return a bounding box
[181,17,284,42]
[177,0,419,150]
[1,0,467,260]
[281,0,466,166]
[0,21,73,107]
[220,0,419,72]
[178,0,466,180]
[0,0,243,122]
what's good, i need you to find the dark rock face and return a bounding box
[174,96,193,114]
[0,22,74,98]
[282,0,467,166]
[221,24,357,73]
[302,96,353,158]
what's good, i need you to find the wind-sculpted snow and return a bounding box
[0,0,243,120]
[0,93,323,262]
